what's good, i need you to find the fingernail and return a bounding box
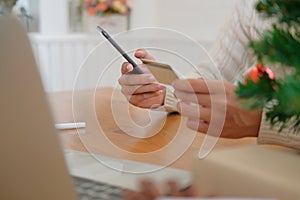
[126,64,132,70]
[148,76,156,82]
[171,80,176,86]
[135,51,142,56]
[157,84,165,89]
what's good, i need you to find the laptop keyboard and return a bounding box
[72,176,124,200]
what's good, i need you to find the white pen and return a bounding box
[55,122,86,130]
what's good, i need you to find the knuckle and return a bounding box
[118,77,123,84]
[126,94,133,101]
[120,87,127,95]
[128,97,138,105]
[130,86,139,94]
[118,75,129,85]
[122,75,130,84]
[142,93,148,99]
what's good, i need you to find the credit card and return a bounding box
[141,59,179,85]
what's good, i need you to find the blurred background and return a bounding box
[2,0,236,92]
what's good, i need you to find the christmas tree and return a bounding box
[236,0,300,133]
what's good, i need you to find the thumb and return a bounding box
[121,62,133,74]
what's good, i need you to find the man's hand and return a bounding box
[118,49,166,108]
[173,78,262,138]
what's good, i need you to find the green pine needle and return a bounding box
[236,0,300,133]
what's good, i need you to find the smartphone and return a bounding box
[96,26,178,82]
[96,26,144,74]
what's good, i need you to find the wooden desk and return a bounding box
[49,87,255,171]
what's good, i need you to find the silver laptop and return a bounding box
[0,14,123,200]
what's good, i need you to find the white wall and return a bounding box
[32,0,237,91]
[38,0,236,41]
[130,0,158,28]
[39,0,69,34]
[157,0,236,42]
[130,0,236,42]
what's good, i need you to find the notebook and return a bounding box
[0,14,125,200]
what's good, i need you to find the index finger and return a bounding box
[135,48,155,61]
[172,79,223,94]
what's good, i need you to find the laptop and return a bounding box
[0,15,123,200]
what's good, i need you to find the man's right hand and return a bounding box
[118,49,166,108]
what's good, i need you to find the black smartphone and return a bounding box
[96,26,144,74]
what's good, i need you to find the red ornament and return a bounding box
[245,63,275,83]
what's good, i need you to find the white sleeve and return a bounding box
[257,112,300,150]
[162,0,300,151]
[208,0,265,84]
[163,0,262,111]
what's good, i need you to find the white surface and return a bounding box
[55,122,86,130]
[64,150,191,192]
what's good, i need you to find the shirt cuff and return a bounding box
[257,112,300,151]
[163,84,179,113]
